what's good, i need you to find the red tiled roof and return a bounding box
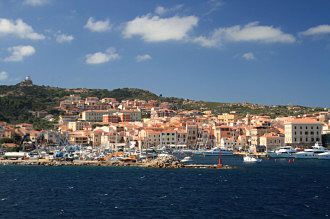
[288,118,321,124]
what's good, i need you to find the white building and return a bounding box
[284,118,323,147]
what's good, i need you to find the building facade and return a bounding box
[285,119,323,147]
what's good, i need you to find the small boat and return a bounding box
[243,154,262,163]
[181,156,193,164]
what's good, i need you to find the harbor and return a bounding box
[0,152,236,169]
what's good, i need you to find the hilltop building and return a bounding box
[17,76,33,87]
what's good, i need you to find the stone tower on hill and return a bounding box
[17,76,33,87]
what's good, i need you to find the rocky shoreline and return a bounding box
[0,155,236,169]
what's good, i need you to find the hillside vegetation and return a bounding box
[0,84,326,127]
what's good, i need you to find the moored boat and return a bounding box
[181,156,193,164]
[268,146,297,158]
[243,154,262,163]
[294,142,327,159]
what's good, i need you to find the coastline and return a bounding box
[0,160,236,169]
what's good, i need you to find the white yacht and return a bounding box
[294,142,327,159]
[203,147,233,156]
[268,146,297,158]
[318,151,330,160]
[243,154,262,163]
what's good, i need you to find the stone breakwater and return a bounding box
[0,160,142,167]
[144,155,184,168]
[0,156,235,169]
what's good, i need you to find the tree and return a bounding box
[13,133,22,144]
[0,138,14,144]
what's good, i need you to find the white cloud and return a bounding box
[136,54,152,62]
[4,45,35,62]
[23,0,50,6]
[56,34,74,43]
[205,0,224,15]
[155,5,183,15]
[155,6,166,15]
[0,71,8,81]
[86,47,120,65]
[242,52,256,60]
[123,15,198,42]
[299,24,330,36]
[194,22,295,47]
[84,17,111,32]
[0,18,45,40]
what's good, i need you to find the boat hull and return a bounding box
[268,152,295,158]
[294,152,319,159]
[203,151,233,156]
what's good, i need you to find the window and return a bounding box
[305,131,308,135]
[300,126,302,129]
[317,127,319,129]
[311,127,313,129]
[300,138,302,142]
[294,138,297,142]
[311,132,314,135]
[311,138,314,141]
[294,126,296,130]
[295,132,297,135]
[300,132,302,135]
[306,138,308,142]
[317,131,319,135]
[306,126,308,129]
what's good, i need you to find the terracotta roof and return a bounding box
[288,118,322,124]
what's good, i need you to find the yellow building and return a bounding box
[217,113,238,124]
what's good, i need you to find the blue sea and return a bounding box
[0,156,329,218]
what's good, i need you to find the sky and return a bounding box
[0,0,329,107]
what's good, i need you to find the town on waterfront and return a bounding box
[0,77,329,166]
[1,0,330,218]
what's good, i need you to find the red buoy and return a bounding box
[293,159,295,162]
[275,159,277,162]
[289,159,291,163]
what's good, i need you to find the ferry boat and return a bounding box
[294,142,327,159]
[243,154,262,163]
[268,146,297,158]
[203,147,233,156]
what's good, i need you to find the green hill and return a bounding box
[0,83,326,128]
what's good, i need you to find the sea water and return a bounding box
[0,156,329,218]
